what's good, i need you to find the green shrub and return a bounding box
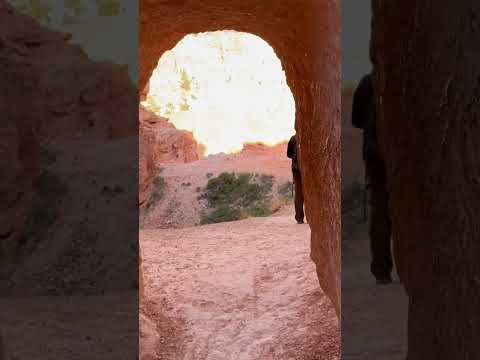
[247,201,272,217]
[200,172,262,208]
[145,176,166,211]
[199,172,274,224]
[278,181,294,200]
[259,174,274,194]
[200,205,241,224]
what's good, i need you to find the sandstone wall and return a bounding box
[0,1,138,295]
[0,1,137,267]
[371,1,480,357]
[140,0,341,313]
[139,106,204,207]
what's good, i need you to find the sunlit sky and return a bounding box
[143,31,296,155]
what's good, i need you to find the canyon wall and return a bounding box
[140,0,341,313]
[0,1,137,295]
[371,1,480,358]
[139,106,204,207]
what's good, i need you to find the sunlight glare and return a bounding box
[143,31,296,155]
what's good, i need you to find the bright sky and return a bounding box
[143,31,296,155]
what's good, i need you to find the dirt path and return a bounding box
[140,206,339,360]
[342,232,408,359]
[0,293,137,359]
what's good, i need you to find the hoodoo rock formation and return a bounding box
[371,1,480,358]
[139,106,204,207]
[140,0,341,314]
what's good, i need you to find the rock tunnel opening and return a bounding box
[139,2,340,355]
[142,30,296,156]
[139,0,340,317]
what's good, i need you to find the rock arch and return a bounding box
[140,0,341,313]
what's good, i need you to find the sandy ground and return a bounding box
[0,293,137,359]
[141,144,292,229]
[341,231,408,359]
[140,206,339,360]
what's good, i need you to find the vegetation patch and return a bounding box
[145,175,166,211]
[200,205,241,225]
[199,172,274,224]
[278,181,294,201]
[247,201,273,217]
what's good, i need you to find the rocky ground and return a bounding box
[0,293,138,359]
[140,206,340,360]
[342,230,408,359]
[140,142,292,229]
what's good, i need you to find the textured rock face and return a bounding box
[371,1,480,358]
[139,106,204,207]
[0,2,138,296]
[140,0,341,313]
[0,1,136,265]
[0,4,136,141]
[139,107,203,164]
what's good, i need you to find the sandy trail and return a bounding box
[0,293,137,359]
[342,232,408,359]
[140,206,339,360]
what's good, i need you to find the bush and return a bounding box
[200,172,271,208]
[247,201,272,217]
[259,174,274,194]
[200,205,241,225]
[199,172,274,224]
[145,176,166,211]
[278,181,294,200]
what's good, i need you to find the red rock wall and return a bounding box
[140,0,341,313]
[0,1,136,289]
[139,106,203,207]
[371,1,480,357]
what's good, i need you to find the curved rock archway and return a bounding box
[140,0,341,313]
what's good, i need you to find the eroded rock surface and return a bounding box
[0,0,137,289]
[0,1,137,295]
[139,106,204,207]
[140,206,339,359]
[371,1,480,357]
